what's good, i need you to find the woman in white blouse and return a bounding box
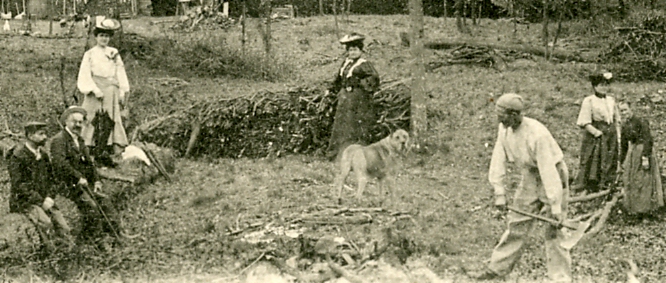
[77,17,129,157]
[573,72,621,193]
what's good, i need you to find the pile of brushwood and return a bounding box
[603,14,666,81]
[171,4,237,32]
[137,80,413,158]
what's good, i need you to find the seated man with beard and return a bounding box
[50,106,122,250]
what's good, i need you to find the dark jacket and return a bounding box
[7,143,55,213]
[50,130,98,198]
[621,116,653,161]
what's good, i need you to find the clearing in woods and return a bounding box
[0,14,665,282]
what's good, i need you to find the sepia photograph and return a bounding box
[0,0,665,282]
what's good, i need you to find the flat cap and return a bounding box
[24,121,47,134]
[60,106,87,124]
[496,93,524,111]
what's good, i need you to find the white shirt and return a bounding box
[488,117,565,214]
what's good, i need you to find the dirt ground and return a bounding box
[1,14,666,283]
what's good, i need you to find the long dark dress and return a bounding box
[576,121,619,191]
[327,57,380,160]
[620,116,664,214]
[575,94,619,192]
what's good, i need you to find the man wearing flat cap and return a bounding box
[8,121,74,251]
[469,93,572,282]
[50,106,121,247]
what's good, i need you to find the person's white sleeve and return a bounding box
[536,136,564,214]
[77,51,102,95]
[576,97,592,127]
[116,55,130,93]
[488,127,507,196]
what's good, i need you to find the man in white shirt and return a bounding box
[470,93,572,282]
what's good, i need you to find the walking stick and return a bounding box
[79,184,121,239]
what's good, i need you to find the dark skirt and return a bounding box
[576,121,619,191]
[327,87,377,160]
[621,143,664,214]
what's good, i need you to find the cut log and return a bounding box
[424,39,597,62]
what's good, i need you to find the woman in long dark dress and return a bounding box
[618,101,664,214]
[326,33,380,160]
[573,72,621,193]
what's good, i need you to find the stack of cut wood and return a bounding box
[171,4,236,31]
[137,82,412,158]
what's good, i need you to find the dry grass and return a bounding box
[1,14,665,283]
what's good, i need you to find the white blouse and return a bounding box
[576,95,616,126]
[77,45,130,95]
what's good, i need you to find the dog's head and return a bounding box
[389,129,410,152]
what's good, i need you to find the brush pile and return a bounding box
[171,4,236,32]
[137,81,412,158]
[427,45,531,71]
[603,14,666,81]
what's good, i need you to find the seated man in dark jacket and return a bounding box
[50,106,121,247]
[8,121,74,251]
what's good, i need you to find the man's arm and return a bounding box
[488,126,508,203]
[535,136,564,215]
[8,154,44,207]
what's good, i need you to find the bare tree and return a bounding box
[409,0,427,150]
[454,0,469,33]
[319,0,324,15]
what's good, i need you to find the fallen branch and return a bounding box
[299,214,372,225]
[143,147,172,182]
[130,113,184,143]
[184,120,201,158]
[328,261,364,283]
[569,189,612,203]
[97,170,135,184]
[424,39,595,62]
[333,207,385,216]
[578,193,622,245]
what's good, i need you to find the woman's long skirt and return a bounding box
[80,76,128,147]
[327,87,377,160]
[622,143,664,214]
[575,121,619,192]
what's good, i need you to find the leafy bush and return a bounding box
[119,33,293,82]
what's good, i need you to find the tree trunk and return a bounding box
[263,0,272,58]
[319,0,324,15]
[471,0,477,25]
[454,0,467,33]
[241,0,247,55]
[443,0,447,18]
[409,0,427,151]
[542,0,549,59]
[333,0,340,38]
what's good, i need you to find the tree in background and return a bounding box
[409,0,427,151]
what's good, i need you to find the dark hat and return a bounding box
[339,32,365,44]
[94,16,121,32]
[24,121,47,134]
[496,93,525,111]
[589,71,613,87]
[60,106,87,124]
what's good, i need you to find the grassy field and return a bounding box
[1,14,666,282]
